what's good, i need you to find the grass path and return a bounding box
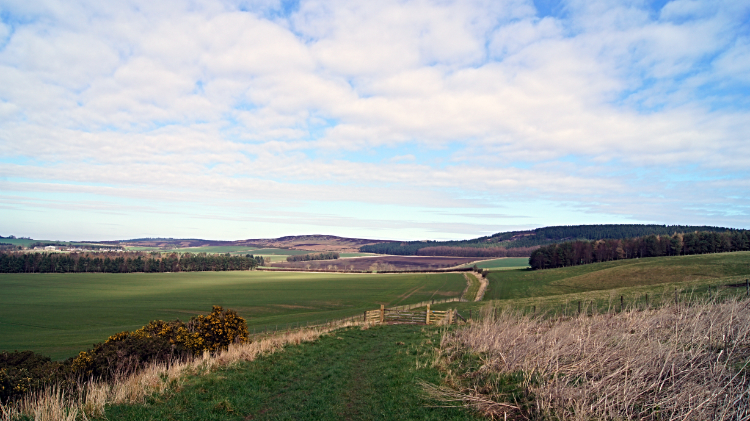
[103,325,482,421]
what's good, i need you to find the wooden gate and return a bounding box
[363,304,457,325]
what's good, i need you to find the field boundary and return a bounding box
[247,297,467,336]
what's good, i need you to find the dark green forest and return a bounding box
[0,252,264,273]
[529,230,750,270]
[286,251,340,262]
[360,224,738,255]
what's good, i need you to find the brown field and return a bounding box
[269,255,479,271]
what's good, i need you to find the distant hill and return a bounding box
[106,235,391,253]
[359,224,739,255]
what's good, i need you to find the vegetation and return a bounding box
[530,229,750,269]
[0,251,264,273]
[360,224,740,255]
[485,251,750,302]
[103,325,481,421]
[438,296,750,420]
[416,246,537,258]
[1,307,249,404]
[0,271,466,360]
[285,251,340,262]
[458,257,529,269]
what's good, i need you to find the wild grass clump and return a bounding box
[438,296,750,420]
[0,320,360,421]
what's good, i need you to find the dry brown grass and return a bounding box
[439,297,750,420]
[0,320,361,421]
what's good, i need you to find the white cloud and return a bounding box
[0,0,749,239]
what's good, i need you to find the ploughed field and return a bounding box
[269,255,480,271]
[0,271,466,360]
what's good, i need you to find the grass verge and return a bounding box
[102,324,482,421]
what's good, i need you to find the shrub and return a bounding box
[186,306,249,353]
[70,333,177,379]
[69,306,249,379]
[0,351,67,403]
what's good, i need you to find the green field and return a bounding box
[459,257,529,269]
[485,251,750,301]
[0,271,466,360]
[431,252,750,316]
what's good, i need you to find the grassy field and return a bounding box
[459,257,529,269]
[0,271,466,360]
[484,251,750,301]
[103,325,482,421]
[428,251,750,316]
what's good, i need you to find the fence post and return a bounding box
[578,301,581,314]
[469,309,472,320]
[426,304,431,324]
[380,304,385,324]
[448,309,454,325]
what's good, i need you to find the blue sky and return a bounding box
[1,0,749,241]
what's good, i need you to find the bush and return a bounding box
[186,306,249,353]
[0,351,67,403]
[70,333,177,379]
[70,306,249,378]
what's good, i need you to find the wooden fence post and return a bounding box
[426,304,431,324]
[746,279,749,297]
[380,304,385,323]
[620,295,624,311]
[448,309,453,325]
[363,311,366,322]
[578,301,581,314]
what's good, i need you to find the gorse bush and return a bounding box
[71,307,249,379]
[185,306,249,353]
[0,351,67,403]
[1,306,249,403]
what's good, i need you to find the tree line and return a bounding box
[416,246,538,258]
[529,230,750,270]
[286,251,340,262]
[0,252,264,273]
[360,224,737,255]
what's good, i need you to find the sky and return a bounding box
[0,0,749,241]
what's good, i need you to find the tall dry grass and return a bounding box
[0,320,361,421]
[439,296,750,420]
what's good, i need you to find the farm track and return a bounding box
[474,273,488,302]
[104,325,483,421]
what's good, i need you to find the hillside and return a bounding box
[97,235,391,253]
[359,224,739,255]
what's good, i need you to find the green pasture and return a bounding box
[485,251,750,301]
[338,252,379,258]
[459,257,529,269]
[433,252,750,316]
[0,271,465,360]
